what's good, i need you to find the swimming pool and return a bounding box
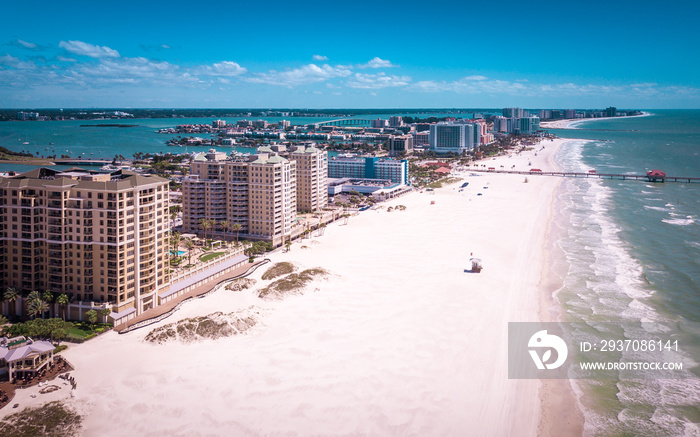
[171,250,186,256]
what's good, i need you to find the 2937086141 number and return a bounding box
[599,339,678,352]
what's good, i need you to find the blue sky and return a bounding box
[2,0,699,108]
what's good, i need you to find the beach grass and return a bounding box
[261,262,296,280]
[0,401,82,437]
[258,268,328,299]
[427,177,462,188]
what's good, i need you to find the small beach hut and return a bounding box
[470,258,483,273]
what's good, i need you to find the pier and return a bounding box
[470,169,700,183]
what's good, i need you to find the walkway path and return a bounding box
[114,259,269,334]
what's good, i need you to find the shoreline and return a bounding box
[540,111,651,129]
[536,139,585,436]
[1,138,586,436]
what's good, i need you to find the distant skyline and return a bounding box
[2,0,699,109]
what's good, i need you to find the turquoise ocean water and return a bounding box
[2,110,698,434]
[551,111,700,436]
[0,111,468,173]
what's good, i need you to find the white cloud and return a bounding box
[0,54,21,66]
[345,72,410,89]
[409,75,700,102]
[16,39,37,49]
[64,57,188,87]
[358,57,396,69]
[59,40,120,58]
[0,54,34,69]
[247,63,352,86]
[57,55,77,62]
[197,61,247,76]
[312,55,328,61]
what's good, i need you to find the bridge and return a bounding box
[314,118,373,128]
[53,159,112,166]
[470,169,700,183]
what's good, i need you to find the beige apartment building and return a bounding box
[183,146,327,246]
[0,168,170,317]
[290,145,328,213]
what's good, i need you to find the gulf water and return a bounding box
[2,110,699,434]
[0,111,467,173]
[551,111,700,436]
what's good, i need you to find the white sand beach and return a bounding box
[1,138,584,436]
[540,112,651,129]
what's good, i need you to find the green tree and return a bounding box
[285,240,292,252]
[85,309,98,325]
[28,299,49,320]
[3,287,18,319]
[170,231,181,259]
[56,293,70,321]
[100,307,111,324]
[27,290,42,304]
[43,290,54,318]
[231,223,242,246]
[184,239,195,266]
[200,218,212,243]
[219,220,229,241]
[46,318,72,344]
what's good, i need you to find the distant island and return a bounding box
[79,124,139,128]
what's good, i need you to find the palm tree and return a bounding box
[231,223,242,246]
[43,290,54,318]
[219,220,229,242]
[56,293,69,321]
[285,240,292,252]
[170,231,181,259]
[184,239,195,266]
[200,218,212,245]
[27,290,42,304]
[3,287,18,319]
[28,299,48,320]
[100,307,111,324]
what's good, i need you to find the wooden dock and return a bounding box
[470,169,700,183]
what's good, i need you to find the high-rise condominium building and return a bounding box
[388,116,404,128]
[388,135,414,156]
[429,122,477,154]
[371,118,388,129]
[502,107,524,118]
[0,168,170,316]
[183,147,326,246]
[290,146,328,213]
[519,116,540,134]
[328,156,408,185]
